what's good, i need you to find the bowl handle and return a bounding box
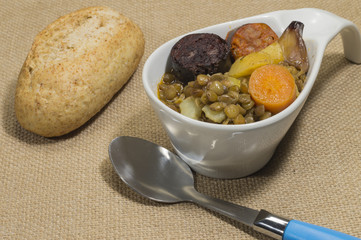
[275,8,361,64]
[340,24,361,64]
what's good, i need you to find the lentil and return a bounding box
[158,62,306,124]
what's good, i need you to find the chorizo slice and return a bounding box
[226,23,279,60]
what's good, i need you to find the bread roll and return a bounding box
[15,6,145,137]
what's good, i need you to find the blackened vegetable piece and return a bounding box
[278,21,309,74]
[170,33,231,84]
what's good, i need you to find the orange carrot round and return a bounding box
[249,64,297,114]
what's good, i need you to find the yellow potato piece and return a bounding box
[227,76,241,88]
[228,42,284,78]
[202,105,226,123]
[180,96,202,120]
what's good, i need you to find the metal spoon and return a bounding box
[109,136,359,240]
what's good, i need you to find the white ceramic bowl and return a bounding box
[142,8,361,179]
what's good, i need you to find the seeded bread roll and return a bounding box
[15,6,145,137]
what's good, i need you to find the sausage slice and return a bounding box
[226,23,279,60]
[170,33,231,84]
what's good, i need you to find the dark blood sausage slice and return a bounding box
[170,33,231,84]
[226,23,279,60]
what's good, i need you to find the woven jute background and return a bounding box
[1,0,360,239]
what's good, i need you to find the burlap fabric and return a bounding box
[1,1,360,239]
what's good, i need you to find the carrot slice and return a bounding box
[249,64,297,114]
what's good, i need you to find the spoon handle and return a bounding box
[254,210,360,240]
[186,188,359,239]
[282,220,360,240]
[186,188,259,227]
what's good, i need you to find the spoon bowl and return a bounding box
[109,136,194,203]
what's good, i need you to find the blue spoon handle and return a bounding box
[253,210,359,240]
[283,220,360,240]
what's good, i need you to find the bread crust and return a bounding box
[15,6,145,137]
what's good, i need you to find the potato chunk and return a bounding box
[228,42,284,78]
